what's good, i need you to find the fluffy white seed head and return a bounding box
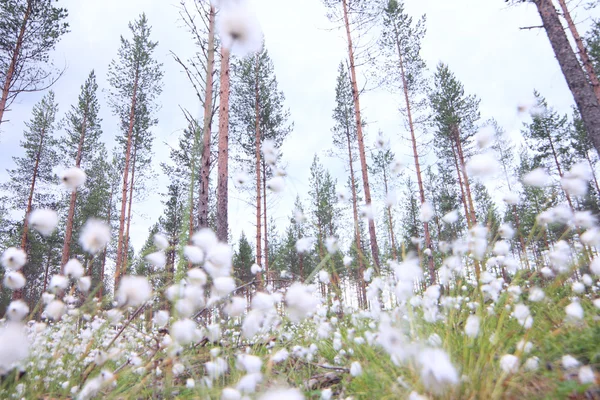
[153,233,169,250]
[3,271,26,290]
[116,276,153,307]
[60,167,87,190]
[79,219,110,254]
[1,247,27,271]
[29,209,59,237]
[64,259,84,279]
[523,168,551,187]
[7,300,29,321]
[216,1,263,57]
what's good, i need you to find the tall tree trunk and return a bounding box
[99,186,114,301]
[556,0,600,102]
[451,141,472,229]
[216,47,230,242]
[382,166,398,260]
[199,5,217,228]
[0,1,31,126]
[534,0,600,157]
[121,144,138,274]
[585,152,600,196]
[341,0,380,270]
[393,30,435,283]
[115,70,139,287]
[255,55,262,268]
[345,126,366,306]
[262,160,269,282]
[453,126,477,227]
[60,110,88,270]
[547,130,576,210]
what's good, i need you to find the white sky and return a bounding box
[0,0,597,253]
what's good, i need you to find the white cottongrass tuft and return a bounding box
[325,237,338,254]
[49,274,69,292]
[474,125,495,149]
[442,210,459,224]
[578,366,596,384]
[343,255,353,266]
[565,301,584,321]
[44,300,67,320]
[417,348,459,395]
[192,228,218,251]
[59,167,87,190]
[233,170,250,187]
[172,319,198,345]
[360,203,375,220]
[29,209,59,237]
[502,191,520,205]
[466,153,500,178]
[419,202,434,222]
[250,263,262,275]
[512,304,533,329]
[295,237,314,254]
[77,276,91,293]
[216,0,263,57]
[213,276,236,297]
[1,247,27,270]
[116,276,152,307]
[522,168,551,187]
[562,354,580,369]
[318,270,330,284]
[153,233,169,250]
[350,361,362,377]
[524,356,540,371]
[258,388,304,400]
[184,245,205,264]
[464,315,480,338]
[500,354,519,373]
[591,257,600,276]
[7,300,29,321]
[285,283,320,322]
[266,176,285,193]
[145,251,166,268]
[528,287,545,302]
[79,219,110,254]
[64,259,84,279]
[224,296,247,317]
[3,271,26,290]
[0,324,29,374]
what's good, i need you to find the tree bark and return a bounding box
[198,5,216,228]
[216,47,230,242]
[255,54,262,268]
[121,143,138,274]
[382,165,398,260]
[547,129,575,210]
[262,160,269,282]
[60,109,88,270]
[393,29,435,283]
[0,0,32,126]
[534,0,600,157]
[556,0,600,103]
[453,126,477,227]
[341,0,380,270]
[450,141,472,229]
[115,70,139,287]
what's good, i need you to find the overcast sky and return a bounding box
[0,0,597,253]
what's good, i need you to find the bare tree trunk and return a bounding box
[341,0,380,270]
[382,166,398,260]
[547,130,575,210]
[99,187,114,301]
[115,71,139,287]
[0,1,31,125]
[451,141,472,229]
[453,126,477,227]
[394,33,435,283]
[121,144,138,274]
[255,55,262,268]
[345,126,366,306]
[60,111,88,270]
[534,0,600,157]
[262,160,269,283]
[199,5,216,228]
[556,0,600,102]
[216,47,230,242]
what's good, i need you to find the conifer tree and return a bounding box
[233,232,255,286]
[59,71,103,269]
[230,46,291,274]
[370,147,399,260]
[0,0,69,127]
[108,14,163,286]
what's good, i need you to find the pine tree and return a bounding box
[230,45,291,276]
[233,232,255,286]
[370,147,399,260]
[322,0,381,269]
[0,0,69,126]
[401,176,422,254]
[59,71,103,270]
[159,182,185,285]
[108,14,163,286]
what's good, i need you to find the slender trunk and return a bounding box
[393,30,434,283]
[0,1,32,125]
[99,187,114,301]
[115,70,139,287]
[451,141,472,228]
[42,248,52,294]
[262,160,269,282]
[216,47,230,242]
[453,126,477,226]
[585,153,600,196]
[60,110,88,270]
[556,0,600,102]
[382,165,398,260]
[121,144,138,274]
[20,125,47,249]
[547,130,575,210]
[345,126,366,306]
[534,0,600,157]
[341,0,380,269]
[199,6,217,228]
[254,55,262,268]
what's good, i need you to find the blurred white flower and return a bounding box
[350,361,362,377]
[498,223,515,239]
[225,296,247,317]
[64,259,84,279]
[295,237,314,254]
[502,191,520,205]
[77,276,91,293]
[419,202,434,222]
[29,209,58,237]
[79,219,110,254]
[500,354,519,373]
[512,304,533,328]
[562,354,580,369]
[579,366,596,384]
[474,125,495,149]
[360,203,375,220]
[343,255,353,266]
[3,271,26,290]
[116,276,152,307]
[7,300,29,321]
[145,251,166,268]
[217,1,263,57]
[0,324,29,374]
[44,300,66,320]
[565,301,584,321]
[442,210,458,224]
[192,228,218,251]
[285,283,319,322]
[153,233,169,250]
[523,168,551,187]
[464,315,480,338]
[528,287,545,302]
[233,170,250,187]
[266,176,285,193]
[524,356,539,371]
[318,270,330,284]
[325,237,338,254]
[258,388,304,400]
[466,154,500,179]
[59,167,86,190]
[417,348,459,395]
[1,247,26,270]
[213,277,236,297]
[49,274,69,292]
